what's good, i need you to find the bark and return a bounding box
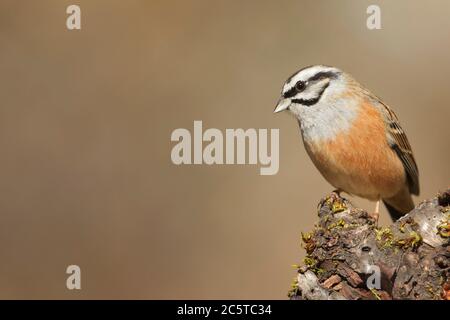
[289,189,450,300]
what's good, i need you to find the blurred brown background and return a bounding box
[0,0,448,299]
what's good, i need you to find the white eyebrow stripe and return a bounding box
[283,65,340,94]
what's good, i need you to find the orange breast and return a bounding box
[304,101,406,200]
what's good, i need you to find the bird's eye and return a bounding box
[295,81,306,91]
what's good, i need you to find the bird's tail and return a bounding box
[383,186,415,221]
[383,200,406,221]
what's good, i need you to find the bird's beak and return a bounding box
[274,98,290,113]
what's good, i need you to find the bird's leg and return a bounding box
[370,200,380,224]
[332,189,342,197]
[375,200,380,214]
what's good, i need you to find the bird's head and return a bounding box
[274,65,346,118]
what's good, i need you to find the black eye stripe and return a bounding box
[292,98,318,106]
[283,81,307,98]
[283,86,298,99]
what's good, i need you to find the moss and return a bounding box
[301,232,316,254]
[302,256,325,276]
[375,227,422,250]
[323,194,347,214]
[398,221,407,233]
[437,215,450,238]
[370,288,382,300]
[301,232,312,242]
[399,217,419,231]
[327,218,347,231]
[303,257,317,267]
[332,201,347,213]
[313,267,325,276]
[287,277,299,298]
[394,231,422,249]
[337,219,346,227]
[348,222,363,228]
[375,227,394,248]
[425,284,437,299]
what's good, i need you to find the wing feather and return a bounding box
[373,97,420,195]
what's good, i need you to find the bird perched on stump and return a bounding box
[274,65,419,221]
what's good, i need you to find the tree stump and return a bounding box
[289,189,450,300]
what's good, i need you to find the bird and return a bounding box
[274,65,419,221]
